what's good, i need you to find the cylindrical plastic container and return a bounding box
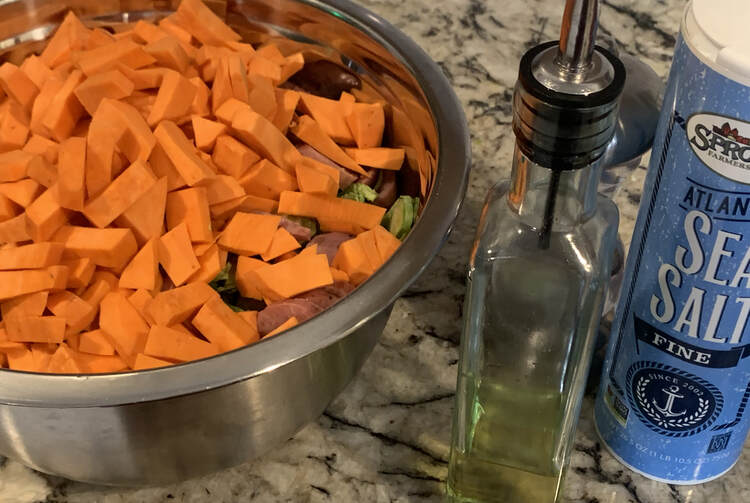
[594,0,750,484]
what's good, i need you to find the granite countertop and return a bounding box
[2,0,749,501]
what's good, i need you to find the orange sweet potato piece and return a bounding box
[272,88,300,135]
[158,221,200,286]
[209,194,278,220]
[214,97,250,125]
[218,212,280,256]
[55,136,86,210]
[237,310,258,334]
[133,352,171,369]
[144,325,217,362]
[154,120,215,186]
[0,242,63,270]
[192,296,258,352]
[147,282,217,326]
[211,56,234,114]
[0,63,39,110]
[211,134,259,178]
[0,213,30,243]
[265,316,299,338]
[26,157,58,189]
[330,267,349,283]
[78,329,116,355]
[252,253,333,299]
[190,76,210,116]
[116,64,164,90]
[83,159,156,228]
[346,102,385,149]
[290,115,365,175]
[279,52,305,84]
[40,11,90,68]
[193,117,227,152]
[145,36,190,73]
[0,101,30,152]
[115,176,168,245]
[247,56,281,84]
[149,143,186,192]
[173,0,241,46]
[333,238,375,285]
[75,351,128,373]
[355,228,383,271]
[1,291,48,319]
[260,227,301,262]
[29,76,63,138]
[166,187,213,243]
[62,257,95,289]
[46,290,96,333]
[6,315,66,343]
[0,179,42,207]
[373,225,401,263]
[0,150,36,182]
[119,238,159,291]
[246,74,276,120]
[295,161,338,197]
[25,187,69,242]
[204,175,244,205]
[53,225,137,270]
[343,147,405,171]
[74,69,135,116]
[298,93,354,145]
[238,159,297,200]
[76,39,156,76]
[278,191,385,231]
[147,70,197,127]
[99,291,150,366]
[6,346,36,371]
[47,343,81,373]
[0,193,17,222]
[236,255,268,300]
[128,289,156,324]
[227,54,250,104]
[23,135,59,164]
[42,69,85,142]
[231,107,302,173]
[188,242,223,283]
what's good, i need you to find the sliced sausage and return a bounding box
[307,232,352,264]
[298,144,358,189]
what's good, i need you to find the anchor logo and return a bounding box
[653,385,687,418]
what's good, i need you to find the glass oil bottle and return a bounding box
[446,1,626,501]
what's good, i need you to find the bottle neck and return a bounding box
[508,145,601,234]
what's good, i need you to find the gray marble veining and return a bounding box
[2,0,749,502]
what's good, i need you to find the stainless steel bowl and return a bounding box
[0,0,470,486]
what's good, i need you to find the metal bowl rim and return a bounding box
[0,0,470,408]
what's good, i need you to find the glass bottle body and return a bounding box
[447,148,619,502]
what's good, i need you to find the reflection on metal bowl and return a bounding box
[0,0,470,486]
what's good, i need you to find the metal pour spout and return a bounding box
[556,0,599,75]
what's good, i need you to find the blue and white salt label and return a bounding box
[595,32,750,484]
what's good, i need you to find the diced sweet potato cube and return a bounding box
[290,115,365,175]
[47,290,96,333]
[260,227,301,262]
[83,160,156,228]
[295,161,338,197]
[190,77,210,116]
[23,135,59,164]
[40,11,90,68]
[238,159,297,200]
[56,136,87,210]
[76,39,156,76]
[154,120,215,186]
[1,291,48,319]
[119,238,160,291]
[158,222,200,287]
[298,92,354,145]
[42,69,85,142]
[75,351,128,373]
[246,74,276,120]
[145,36,190,73]
[61,257,95,289]
[99,291,150,366]
[115,176,168,246]
[144,325,217,362]
[252,253,333,299]
[133,353,170,370]
[173,0,241,46]
[0,63,39,110]
[78,329,116,355]
[73,69,135,115]
[192,117,226,152]
[53,225,137,270]
[0,179,42,207]
[204,175,244,206]
[209,194,277,220]
[26,187,69,242]
[333,238,376,285]
[346,102,385,149]
[188,243,223,283]
[231,108,302,172]
[166,187,213,243]
[47,343,81,373]
[192,296,257,352]
[218,212,280,256]
[0,101,30,152]
[0,150,36,182]
[272,88,300,134]
[0,242,63,270]
[147,281,217,326]
[147,70,197,127]
[211,134,259,178]
[128,289,156,324]
[6,315,66,343]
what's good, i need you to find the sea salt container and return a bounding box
[594,0,750,484]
